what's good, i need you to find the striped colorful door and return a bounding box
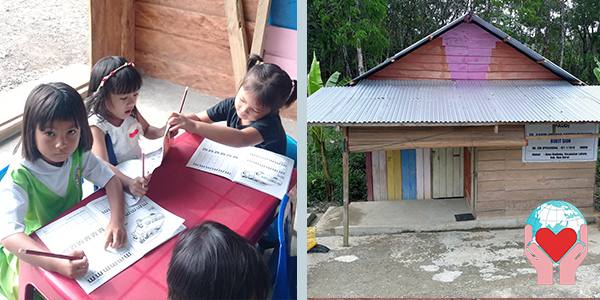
[432,148,464,198]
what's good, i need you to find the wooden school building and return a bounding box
[307,13,600,245]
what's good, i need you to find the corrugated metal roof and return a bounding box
[582,86,600,99]
[308,80,600,125]
[351,13,583,85]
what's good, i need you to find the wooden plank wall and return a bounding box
[476,147,596,218]
[386,150,402,200]
[421,149,432,199]
[370,23,560,81]
[91,0,135,64]
[371,150,388,200]
[134,0,258,98]
[401,149,417,200]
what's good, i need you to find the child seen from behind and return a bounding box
[167,221,269,300]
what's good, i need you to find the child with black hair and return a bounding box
[86,56,167,197]
[168,54,296,156]
[0,83,126,300]
[167,221,270,300]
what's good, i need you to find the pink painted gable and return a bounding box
[370,22,560,81]
[441,23,498,80]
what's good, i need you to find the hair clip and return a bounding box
[94,61,136,94]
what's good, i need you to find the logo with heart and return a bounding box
[535,228,576,262]
[524,200,588,285]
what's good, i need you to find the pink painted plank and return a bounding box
[441,23,498,80]
[467,64,489,72]
[263,25,297,79]
[263,54,296,80]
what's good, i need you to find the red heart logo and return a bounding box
[536,228,576,262]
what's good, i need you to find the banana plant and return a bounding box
[308,53,343,202]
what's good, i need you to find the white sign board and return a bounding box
[523,123,598,162]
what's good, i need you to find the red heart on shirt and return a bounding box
[536,227,576,262]
[129,128,139,138]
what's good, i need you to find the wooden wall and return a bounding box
[475,147,596,218]
[134,0,258,98]
[91,0,136,64]
[371,23,560,81]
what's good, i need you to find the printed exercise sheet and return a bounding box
[36,195,185,294]
[186,139,294,199]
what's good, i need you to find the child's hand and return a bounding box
[55,250,88,278]
[105,221,127,249]
[168,127,179,138]
[127,176,148,197]
[168,112,193,133]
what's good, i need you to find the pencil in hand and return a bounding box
[18,248,82,260]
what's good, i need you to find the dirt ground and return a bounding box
[0,0,88,93]
[308,228,600,298]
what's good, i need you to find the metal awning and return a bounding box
[308,80,600,126]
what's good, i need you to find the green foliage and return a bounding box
[594,58,600,84]
[307,54,367,206]
[308,53,323,96]
[308,0,389,80]
[310,0,600,84]
[307,127,367,206]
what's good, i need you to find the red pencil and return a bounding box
[177,86,189,114]
[19,248,81,260]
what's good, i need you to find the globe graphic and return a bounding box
[526,200,586,260]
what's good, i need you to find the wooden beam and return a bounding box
[0,64,90,143]
[250,0,271,56]
[348,126,527,152]
[90,0,135,65]
[224,0,249,89]
[342,127,350,246]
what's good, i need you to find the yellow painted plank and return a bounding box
[386,150,402,200]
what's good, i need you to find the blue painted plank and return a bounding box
[401,149,417,200]
[269,0,297,30]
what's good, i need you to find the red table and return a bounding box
[19,133,296,300]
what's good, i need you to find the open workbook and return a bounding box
[186,139,294,199]
[36,195,185,294]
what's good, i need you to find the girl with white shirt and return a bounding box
[86,56,166,197]
[0,83,126,300]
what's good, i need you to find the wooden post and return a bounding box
[224,0,249,89]
[343,127,350,246]
[90,0,135,65]
[250,0,272,56]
